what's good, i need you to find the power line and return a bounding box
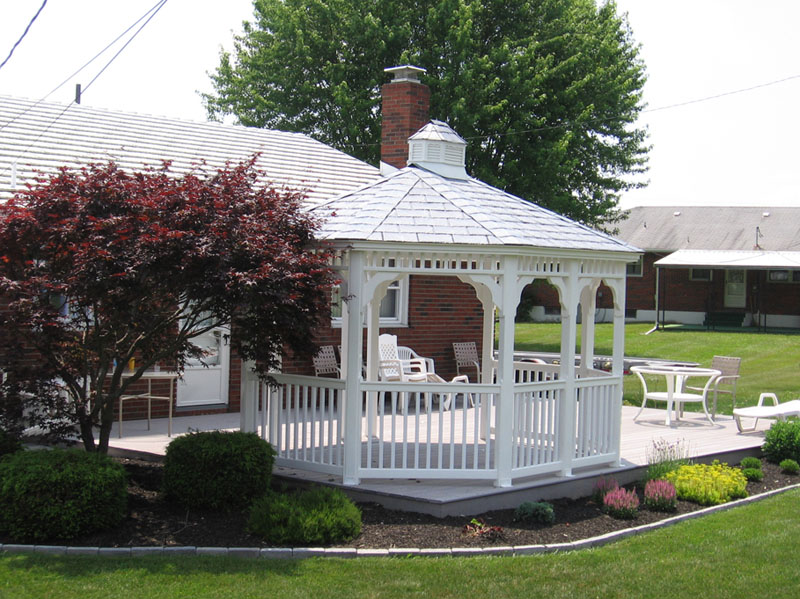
[0,0,48,72]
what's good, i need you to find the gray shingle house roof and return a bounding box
[0,96,379,205]
[617,206,800,252]
[312,166,639,253]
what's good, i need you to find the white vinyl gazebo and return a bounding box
[241,121,640,488]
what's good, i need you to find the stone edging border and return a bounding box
[2,483,799,559]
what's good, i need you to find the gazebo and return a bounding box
[240,117,639,489]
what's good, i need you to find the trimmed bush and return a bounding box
[739,457,762,471]
[742,467,763,482]
[602,487,639,519]
[163,431,276,511]
[0,429,22,458]
[763,420,800,464]
[0,448,127,542]
[514,501,556,525]
[643,479,677,512]
[591,477,619,504]
[779,458,800,474]
[248,486,362,546]
[665,460,748,506]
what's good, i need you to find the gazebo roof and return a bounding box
[312,166,638,253]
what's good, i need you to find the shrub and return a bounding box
[739,457,762,470]
[602,487,639,519]
[514,501,555,525]
[665,460,748,506]
[0,429,22,458]
[763,420,800,464]
[742,467,763,482]
[643,479,677,512]
[0,448,127,542]
[779,459,800,474]
[248,486,362,546]
[591,477,619,504]
[163,431,276,511]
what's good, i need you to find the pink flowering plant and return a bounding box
[602,487,640,519]
[591,477,619,504]
[643,479,678,512]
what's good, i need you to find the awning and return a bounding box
[654,249,800,269]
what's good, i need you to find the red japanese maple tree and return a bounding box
[0,159,335,453]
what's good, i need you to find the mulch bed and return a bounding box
[2,458,797,549]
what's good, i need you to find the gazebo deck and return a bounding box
[105,405,769,516]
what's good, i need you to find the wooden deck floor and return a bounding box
[105,406,771,516]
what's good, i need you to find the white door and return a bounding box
[177,326,230,407]
[724,270,746,309]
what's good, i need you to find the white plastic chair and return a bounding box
[377,334,428,412]
[312,345,340,377]
[453,342,480,382]
[397,345,435,374]
[733,393,800,432]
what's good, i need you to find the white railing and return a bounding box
[249,363,622,484]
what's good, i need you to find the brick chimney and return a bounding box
[381,66,430,170]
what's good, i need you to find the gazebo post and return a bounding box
[342,250,365,485]
[494,256,520,487]
[609,278,627,466]
[557,261,579,477]
[579,281,601,372]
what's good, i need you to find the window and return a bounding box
[768,270,800,283]
[689,269,712,281]
[331,278,408,327]
[626,256,643,277]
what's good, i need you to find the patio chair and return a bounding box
[453,341,480,381]
[733,392,800,432]
[378,334,429,411]
[398,345,435,374]
[312,345,340,377]
[686,355,740,419]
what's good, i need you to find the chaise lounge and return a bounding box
[733,392,800,432]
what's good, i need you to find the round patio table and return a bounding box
[630,365,721,426]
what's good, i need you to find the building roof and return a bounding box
[616,206,800,252]
[655,249,800,269]
[0,95,379,205]
[312,165,639,254]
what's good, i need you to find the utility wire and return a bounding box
[0,0,168,133]
[0,0,48,72]
[0,0,170,181]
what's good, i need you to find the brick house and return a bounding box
[614,206,800,329]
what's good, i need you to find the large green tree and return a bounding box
[205,0,648,227]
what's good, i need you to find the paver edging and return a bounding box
[2,484,798,560]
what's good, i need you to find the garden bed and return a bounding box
[1,457,795,549]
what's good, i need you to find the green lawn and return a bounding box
[2,488,799,599]
[513,322,800,414]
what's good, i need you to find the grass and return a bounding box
[513,322,800,414]
[2,488,799,599]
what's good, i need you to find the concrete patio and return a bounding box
[104,405,770,517]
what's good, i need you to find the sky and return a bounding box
[1,0,798,210]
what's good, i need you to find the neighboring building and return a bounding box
[615,206,800,329]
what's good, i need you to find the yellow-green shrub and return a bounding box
[665,460,747,506]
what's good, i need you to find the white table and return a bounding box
[117,371,178,438]
[631,365,721,426]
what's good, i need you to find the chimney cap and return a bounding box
[384,65,426,82]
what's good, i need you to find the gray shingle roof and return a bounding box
[0,96,379,205]
[616,206,800,252]
[312,167,638,253]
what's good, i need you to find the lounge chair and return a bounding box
[733,392,800,432]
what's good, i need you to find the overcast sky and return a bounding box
[2,0,798,209]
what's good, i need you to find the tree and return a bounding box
[0,160,335,453]
[204,0,648,228]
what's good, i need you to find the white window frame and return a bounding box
[331,278,409,328]
[689,268,712,281]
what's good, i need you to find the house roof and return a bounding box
[0,95,379,205]
[312,166,639,254]
[655,249,800,270]
[616,206,800,252]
